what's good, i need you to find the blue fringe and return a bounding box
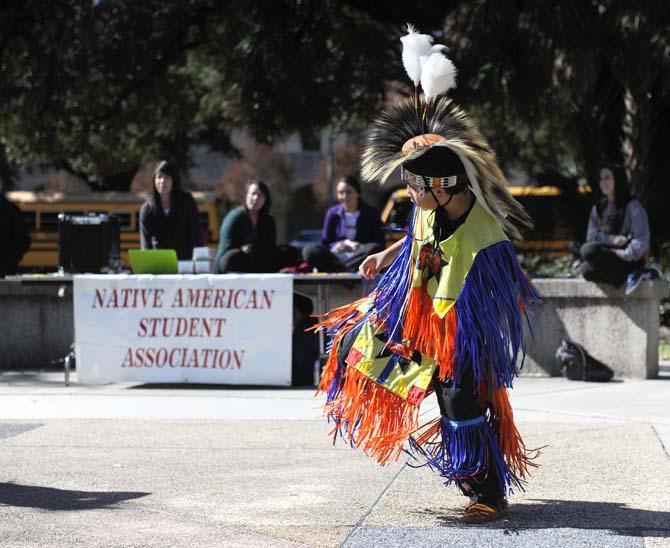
[322,309,362,404]
[326,360,344,403]
[370,206,416,344]
[322,236,538,404]
[407,415,524,497]
[319,207,416,404]
[454,240,540,388]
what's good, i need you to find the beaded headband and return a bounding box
[402,167,458,189]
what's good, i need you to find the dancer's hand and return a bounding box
[358,236,406,280]
[359,253,384,280]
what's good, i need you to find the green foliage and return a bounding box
[0,0,404,189]
[516,253,581,278]
[1,0,668,214]
[444,1,670,227]
[0,1,224,187]
[659,340,670,361]
[193,1,394,142]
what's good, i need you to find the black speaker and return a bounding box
[57,214,120,273]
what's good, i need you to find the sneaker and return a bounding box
[645,266,661,280]
[463,499,508,523]
[626,267,661,295]
[625,271,644,295]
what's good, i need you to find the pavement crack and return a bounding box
[340,460,407,547]
[651,424,670,458]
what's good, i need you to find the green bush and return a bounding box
[517,252,581,278]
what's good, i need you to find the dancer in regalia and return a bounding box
[314,26,541,522]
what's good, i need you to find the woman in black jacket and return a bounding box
[139,161,203,260]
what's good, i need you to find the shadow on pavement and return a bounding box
[0,372,68,387]
[415,499,670,538]
[0,482,150,511]
[129,383,312,391]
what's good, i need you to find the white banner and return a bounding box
[73,274,293,385]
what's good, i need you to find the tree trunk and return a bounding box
[0,144,17,190]
[621,87,658,207]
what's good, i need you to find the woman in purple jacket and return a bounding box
[303,175,385,272]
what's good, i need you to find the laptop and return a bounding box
[129,249,179,274]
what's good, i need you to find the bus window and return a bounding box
[21,210,37,231]
[8,190,220,270]
[381,186,592,253]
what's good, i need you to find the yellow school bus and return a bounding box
[381,185,593,252]
[8,190,221,270]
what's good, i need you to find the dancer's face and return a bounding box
[406,183,442,211]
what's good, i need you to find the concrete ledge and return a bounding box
[0,276,365,371]
[1,275,666,379]
[533,278,668,299]
[522,278,669,379]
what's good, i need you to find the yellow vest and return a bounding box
[411,200,509,317]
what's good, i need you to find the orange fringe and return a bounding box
[310,296,371,332]
[325,367,421,465]
[402,285,457,381]
[491,386,541,479]
[409,416,442,447]
[316,332,342,394]
[312,299,368,395]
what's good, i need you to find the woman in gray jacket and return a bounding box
[580,164,650,287]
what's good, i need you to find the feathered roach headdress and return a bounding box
[360,25,532,240]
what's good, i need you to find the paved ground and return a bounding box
[0,371,668,548]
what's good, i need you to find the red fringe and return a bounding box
[325,367,421,465]
[491,386,541,479]
[402,285,457,381]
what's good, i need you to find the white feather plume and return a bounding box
[400,24,434,86]
[419,50,457,100]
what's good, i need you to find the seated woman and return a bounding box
[215,180,278,273]
[580,164,650,287]
[139,160,203,260]
[303,175,385,272]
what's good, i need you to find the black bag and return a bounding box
[555,338,614,382]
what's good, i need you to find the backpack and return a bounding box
[555,338,614,382]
